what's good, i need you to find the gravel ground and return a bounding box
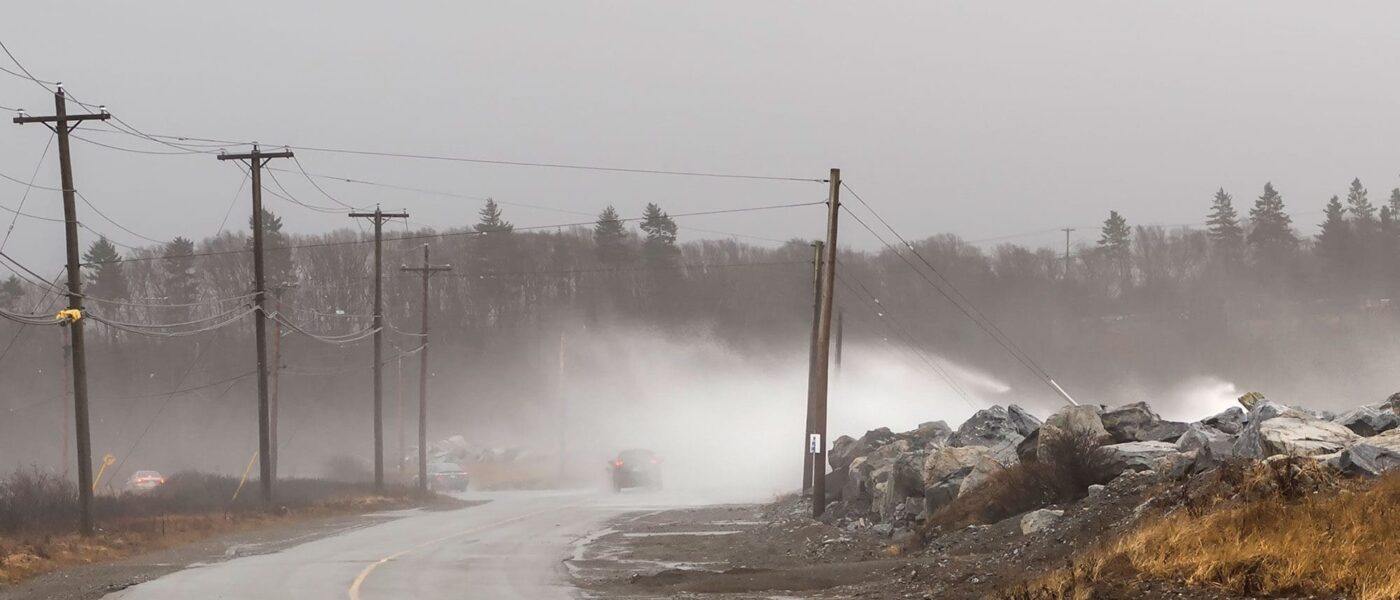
[569,473,1308,600]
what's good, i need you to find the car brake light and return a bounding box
[649,458,658,464]
[613,460,624,467]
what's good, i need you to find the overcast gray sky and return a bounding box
[4,1,1400,274]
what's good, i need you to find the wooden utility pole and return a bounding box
[14,87,110,536]
[268,284,295,482]
[401,244,450,494]
[60,327,71,480]
[811,168,840,518]
[835,309,844,373]
[396,353,405,482]
[801,241,824,496]
[1061,228,1074,279]
[349,207,409,490]
[217,143,293,504]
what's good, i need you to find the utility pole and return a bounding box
[834,309,844,374]
[401,244,450,494]
[268,283,295,482]
[60,327,71,480]
[558,330,567,483]
[349,207,409,490]
[14,86,110,536]
[396,353,405,482]
[801,241,824,496]
[1061,228,1075,279]
[812,168,840,518]
[218,143,293,504]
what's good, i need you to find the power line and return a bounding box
[0,38,56,91]
[833,270,977,408]
[840,181,1075,405]
[1,133,56,250]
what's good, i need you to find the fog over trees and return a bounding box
[6,179,1400,476]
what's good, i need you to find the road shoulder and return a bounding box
[0,509,428,600]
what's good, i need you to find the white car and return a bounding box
[125,470,165,493]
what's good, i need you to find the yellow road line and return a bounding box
[347,505,575,600]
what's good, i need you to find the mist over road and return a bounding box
[106,489,724,600]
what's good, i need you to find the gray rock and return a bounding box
[1099,441,1181,475]
[891,450,930,498]
[829,427,897,470]
[1100,402,1190,443]
[1019,509,1064,535]
[957,453,1007,497]
[1338,444,1400,478]
[1087,484,1106,495]
[950,406,1025,464]
[921,445,995,514]
[1100,402,1161,443]
[1234,414,1359,459]
[1333,405,1400,437]
[904,421,954,449]
[1153,450,1198,479]
[871,523,894,537]
[1037,405,1111,462]
[1201,406,1246,435]
[1336,430,1400,477]
[1016,428,1040,464]
[1175,422,1235,456]
[1007,404,1043,437]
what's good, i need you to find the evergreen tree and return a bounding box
[1316,195,1351,274]
[1098,210,1132,293]
[0,275,23,309]
[1247,182,1297,272]
[1205,188,1245,266]
[594,206,631,267]
[162,236,199,305]
[474,198,514,234]
[81,236,128,300]
[639,202,680,268]
[247,208,295,288]
[1347,178,1376,225]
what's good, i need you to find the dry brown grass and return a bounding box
[917,429,1113,540]
[996,461,1400,600]
[0,467,459,585]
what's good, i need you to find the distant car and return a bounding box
[609,449,662,492]
[125,470,165,493]
[419,462,469,492]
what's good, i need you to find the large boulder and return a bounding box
[1007,404,1043,437]
[921,445,994,514]
[1100,401,1187,443]
[1332,405,1400,437]
[1099,441,1181,475]
[1036,405,1111,462]
[949,406,1025,464]
[901,421,954,449]
[1335,430,1400,477]
[957,452,1008,497]
[1234,414,1359,459]
[1175,422,1235,457]
[1201,406,1246,435]
[829,427,897,470]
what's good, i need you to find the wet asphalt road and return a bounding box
[104,489,708,600]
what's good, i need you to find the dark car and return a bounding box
[609,449,662,492]
[420,462,469,492]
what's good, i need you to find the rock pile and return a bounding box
[823,393,1400,536]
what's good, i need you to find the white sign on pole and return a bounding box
[808,433,822,454]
